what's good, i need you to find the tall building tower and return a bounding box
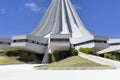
[11,0,109,63]
[31,0,91,38]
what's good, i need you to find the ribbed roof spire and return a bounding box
[31,0,91,38]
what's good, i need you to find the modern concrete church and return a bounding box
[0,0,120,63]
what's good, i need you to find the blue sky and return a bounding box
[0,0,120,38]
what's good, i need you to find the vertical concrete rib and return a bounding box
[61,0,70,34]
[52,0,61,34]
[64,0,83,37]
[67,0,91,36]
[31,0,55,35]
[66,0,78,26]
[36,0,58,37]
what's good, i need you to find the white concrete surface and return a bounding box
[79,52,120,68]
[108,39,120,44]
[98,39,120,54]
[0,38,12,49]
[11,35,48,53]
[50,34,70,52]
[0,64,120,80]
[97,45,120,54]
[0,64,42,70]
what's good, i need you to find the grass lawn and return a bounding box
[0,56,23,65]
[37,56,105,68]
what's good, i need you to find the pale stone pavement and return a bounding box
[0,64,119,80]
[0,54,120,80]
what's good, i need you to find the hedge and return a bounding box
[52,51,70,62]
[70,48,78,56]
[4,50,36,62]
[79,47,94,54]
[19,51,36,62]
[104,51,120,61]
[4,50,20,56]
[51,48,78,62]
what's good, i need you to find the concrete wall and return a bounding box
[0,38,12,50]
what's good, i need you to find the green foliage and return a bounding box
[104,53,112,59]
[51,48,78,62]
[104,51,120,61]
[4,50,20,56]
[19,51,36,62]
[70,48,78,56]
[79,47,94,54]
[4,50,36,62]
[52,51,70,62]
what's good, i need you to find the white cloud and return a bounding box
[25,2,43,12]
[0,8,6,14]
[73,4,81,10]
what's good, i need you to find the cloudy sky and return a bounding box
[0,0,120,38]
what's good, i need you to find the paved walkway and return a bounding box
[0,55,120,80]
[79,52,120,68]
[0,64,119,80]
[0,64,42,70]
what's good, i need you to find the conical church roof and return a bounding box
[31,0,91,38]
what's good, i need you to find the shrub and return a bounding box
[104,52,120,61]
[4,50,20,56]
[4,50,36,62]
[19,51,36,62]
[51,48,78,62]
[104,53,112,59]
[79,47,94,54]
[29,53,36,61]
[19,51,29,61]
[52,51,70,62]
[70,48,78,56]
